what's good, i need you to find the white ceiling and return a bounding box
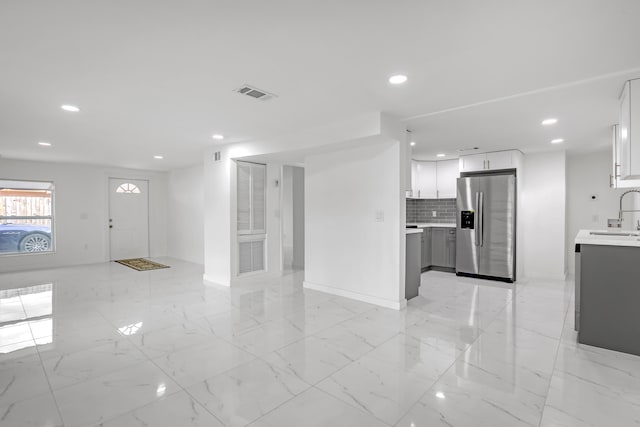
[1,1,639,170]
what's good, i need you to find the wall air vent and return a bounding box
[234,84,277,101]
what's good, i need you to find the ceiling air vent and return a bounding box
[234,84,277,101]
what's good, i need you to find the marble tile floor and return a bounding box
[1,259,639,426]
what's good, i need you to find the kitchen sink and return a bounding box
[590,231,640,237]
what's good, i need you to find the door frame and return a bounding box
[107,177,151,260]
[279,164,305,271]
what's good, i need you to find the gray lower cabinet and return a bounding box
[405,232,421,300]
[421,228,432,268]
[578,244,640,356]
[447,228,456,268]
[431,228,456,268]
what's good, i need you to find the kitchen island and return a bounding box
[574,229,640,356]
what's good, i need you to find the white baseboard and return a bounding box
[520,272,568,282]
[303,280,407,310]
[202,274,230,287]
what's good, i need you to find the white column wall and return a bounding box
[303,139,405,309]
[521,150,567,279]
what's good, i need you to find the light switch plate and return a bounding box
[432,211,437,217]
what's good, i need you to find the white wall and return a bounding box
[167,164,204,264]
[0,158,168,273]
[566,149,640,275]
[203,151,232,286]
[521,151,567,280]
[304,139,405,309]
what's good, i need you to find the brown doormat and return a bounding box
[115,258,170,271]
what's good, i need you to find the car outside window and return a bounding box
[0,180,54,255]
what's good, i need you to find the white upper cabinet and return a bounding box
[436,159,459,199]
[413,161,438,199]
[618,79,640,180]
[459,153,486,172]
[410,159,459,199]
[459,150,522,173]
[611,123,640,188]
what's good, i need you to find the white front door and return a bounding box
[108,178,149,260]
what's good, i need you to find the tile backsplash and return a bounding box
[407,198,456,223]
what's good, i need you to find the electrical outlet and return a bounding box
[375,210,385,222]
[432,211,437,217]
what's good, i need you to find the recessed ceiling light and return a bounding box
[38,141,51,147]
[153,155,164,159]
[435,391,446,399]
[61,105,80,112]
[436,153,446,157]
[551,138,564,144]
[389,74,408,84]
[212,134,224,140]
[541,118,558,126]
[410,141,416,146]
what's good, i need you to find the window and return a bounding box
[115,183,141,194]
[236,162,266,274]
[0,180,54,255]
[237,162,265,234]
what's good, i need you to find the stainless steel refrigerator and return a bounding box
[456,173,516,282]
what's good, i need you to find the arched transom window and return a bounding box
[115,183,141,194]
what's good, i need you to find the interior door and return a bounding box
[477,174,515,280]
[109,178,149,260]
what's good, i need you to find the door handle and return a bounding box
[475,192,480,246]
[479,192,484,247]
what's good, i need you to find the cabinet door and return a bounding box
[431,229,447,267]
[486,151,514,170]
[411,161,419,197]
[613,124,640,188]
[620,81,631,179]
[620,79,640,180]
[422,228,432,268]
[632,80,640,178]
[459,154,486,172]
[405,137,413,192]
[437,159,459,199]
[446,228,456,268]
[415,161,438,199]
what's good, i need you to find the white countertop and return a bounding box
[407,223,456,228]
[575,229,640,248]
[406,228,424,235]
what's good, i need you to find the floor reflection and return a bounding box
[0,283,53,354]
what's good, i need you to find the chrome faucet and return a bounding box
[617,189,640,230]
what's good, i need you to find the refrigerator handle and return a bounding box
[474,192,480,246]
[479,192,484,247]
